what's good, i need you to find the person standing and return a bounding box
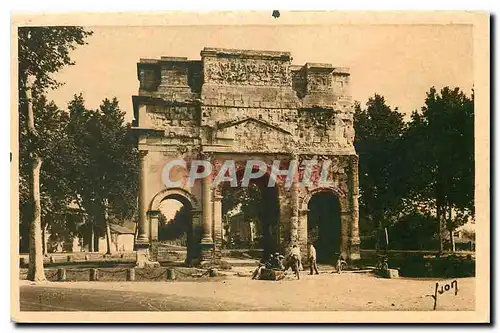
[308,243,319,275]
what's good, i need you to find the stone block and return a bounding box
[126,268,136,281]
[260,268,285,281]
[90,268,99,281]
[57,268,66,281]
[166,268,176,280]
[383,268,399,279]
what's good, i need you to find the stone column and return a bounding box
[289,153,299,246]
[200,153,214,261]
[298,208,309,257]
[340,208,350,259]
[212,189,223,259]
[348,155,361,261]
[148,210,160,242]
[135,150,159,268]
[187,209,202,264]
[137,150,150,243]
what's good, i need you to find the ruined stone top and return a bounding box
[133,47,356,155]
[136,47,351,105]
[200,47,292,61]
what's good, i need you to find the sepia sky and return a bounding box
[47,24,473,122]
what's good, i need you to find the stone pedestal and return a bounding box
[135,243,160,268]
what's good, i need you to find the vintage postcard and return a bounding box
[11,11,490,323]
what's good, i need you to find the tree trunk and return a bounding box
[42,222,48,256]
[449,228,455,252]
[89,223,95,252]
[105,221,112,255]
[104,199,112,255]
[436,203,444,253]
[448,206,455,252]
[26,74,46,282]
[27,156,45,281]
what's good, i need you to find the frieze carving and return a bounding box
[204,59,291,86]
[146,105,198,128]
[139,67,160,91]
[308,74,332,92]
[147,105,198,121]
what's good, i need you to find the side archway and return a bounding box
[300,187,348,263]
[150,187,201,212]
[148,188,201,264]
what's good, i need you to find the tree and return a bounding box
[353,95,407,249]
[18,27,92,281]
[19,96,75,255]
[66,96,139,254]
[405,87,474,252]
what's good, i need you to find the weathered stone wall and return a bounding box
[133,47,360,264]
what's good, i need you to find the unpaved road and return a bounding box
[19,272,474,311]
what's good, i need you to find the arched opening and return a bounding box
[307,191,341,264]
[220,168,280,260]
[155,193,195,263]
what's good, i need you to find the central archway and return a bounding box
[220,167,280,260]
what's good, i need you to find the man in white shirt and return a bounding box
[288,244,303,271]
[308,243,319,275]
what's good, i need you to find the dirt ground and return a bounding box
[19,270,475,311]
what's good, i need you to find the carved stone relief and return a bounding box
[139,67,160,91]
[204,59,291,86]
[308,73,332,92]
[146,105,199,128]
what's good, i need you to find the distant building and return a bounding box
[224,212,257,248]
[47,220,137,253]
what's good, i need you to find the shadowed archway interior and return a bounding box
[220,168,280,260]
[307,191,341,264]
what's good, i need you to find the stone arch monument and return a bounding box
[132,47,360,267]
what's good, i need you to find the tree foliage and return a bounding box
[353,94,407,244]
[404,87,474,249]
[65,95,139,251]
[354,88,474,251]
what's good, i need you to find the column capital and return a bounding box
[147,210,161,217]
[298,208,310,215]
[199,151,213,161]
[139,150,149,159]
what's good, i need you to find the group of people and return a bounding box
[252,243,321,280]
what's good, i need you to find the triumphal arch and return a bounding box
[132,47,360,267]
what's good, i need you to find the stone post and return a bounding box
[90,268,99,281]
[126,268,135,281]
[348,155,361,261]
[57,268,66,281]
